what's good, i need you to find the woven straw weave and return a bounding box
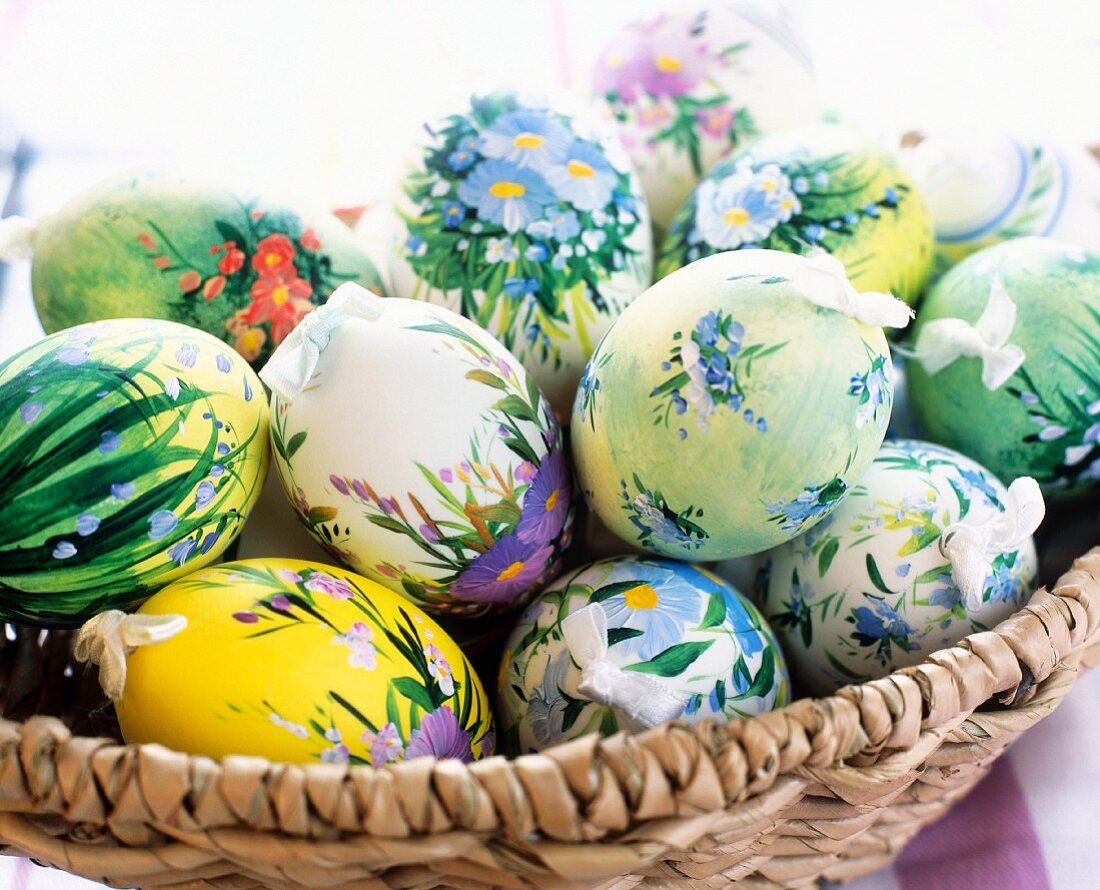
[0,547,1096,890]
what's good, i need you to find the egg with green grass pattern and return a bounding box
[0,318,269,626]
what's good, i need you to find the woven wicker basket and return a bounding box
[0,533,1096,890]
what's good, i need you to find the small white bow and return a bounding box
[791,251,913,329]
[915,276,1026,390]
[74,610,188,701]
[560,604,687,731]
[0,216,38,262]
[941,476,1045,611]
[258,282,386,404]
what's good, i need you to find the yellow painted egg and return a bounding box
[117,559,494,765]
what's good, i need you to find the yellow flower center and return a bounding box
[760,179,778,191]
[239,330,263,352]
[780,198,793,210]
[446,206,460,216]
[723,207,750,225]
[545,489,560,512]
[490,181,526,199]
[264,251,282,267]
[655,53,682,73]
[497,560,526,581]
[567,159,595,178]
[271,285,290,306]
[513,132,545,149]
[624,583,659,610]
[607,53,624,69]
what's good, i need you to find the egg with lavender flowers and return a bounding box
[30,171,385,368]
[757,440,1038,695]
[0,319,268,627]
[113,559,493,764]
[387,90,653,418]
[572,249,896,561]
[265,285,574,619]
[658,125,934,307]
[907,237,1100,500]
[497,556,788,754]
[593,3,820,233]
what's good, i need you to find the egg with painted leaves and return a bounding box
[387,90,653,418]
[658,124,934,307]
[114,559,494,764]
[757,440,1038,695]
[265,285,574,619]
[497,556,788,754]
[30,170,385,368]
[571,249,896,560]
[0,319,268,626]
[907,237,1100,500]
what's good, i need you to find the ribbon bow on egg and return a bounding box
[258,282,386,404]
[791,252,914,329]
[941,477,1045,611]
[914,275,1026,390]
[560,604,688,731]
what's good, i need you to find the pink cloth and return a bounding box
[2,668,1098,890]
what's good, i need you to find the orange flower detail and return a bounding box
[178,270,202,293]
[234,325,267,362]
[246,273,313,344]
[299,227,322,251]
[250,209,266,220]
[137,233,157,250]
[251,233,296,278]
[218,248,245,275]
[203,275,226,300]
[152,256,171,269]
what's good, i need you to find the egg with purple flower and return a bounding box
[0,318,269,627]
[109,559,493,764]
[757,440,1038,695]
[263,284,574,619]
[387,90,653,418]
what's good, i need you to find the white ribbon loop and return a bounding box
[915,275,1025,390]
[941,476,1045,611]
[0,216,38,262]
[258,282,386,404]
[560,604,687,731]
[74,610,188,701]
[791,251,913,329]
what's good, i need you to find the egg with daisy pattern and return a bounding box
[497,556,788,754]
[388,90,653,418]
[658,125,934,307]
[0,318,269,627]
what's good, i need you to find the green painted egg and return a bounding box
[0,319,269,626]
[657,124,934,307]
[907,237,1100,500]
[32,171,385,368]
[571,249,895,560]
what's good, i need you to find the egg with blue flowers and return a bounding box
[497,556,788,754]
[112,559,494,765]
[387,90,653,417]
[757,440,1038,695]
[658,124,934,307]
[0,319,269,626]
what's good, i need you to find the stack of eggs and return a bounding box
[1,2,1095,769]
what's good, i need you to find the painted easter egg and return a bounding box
[115,559,493,764]
[908,237,1100,500]
[497,556,788,754]
[757,440,1038,695]
[593,3,819,234]
[387,90,653,417]
[571,249,898,560]
[902,132,1100,265]
[0,319,268,626]
[658,125,935,307]
[31,171,385,368]
[263,284,573,619]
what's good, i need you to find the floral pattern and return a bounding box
[650,310,784,437]
[849,349,893,431]
[764,476,848,534]
[209,561,492,765]
[0,320,268,627]
[270,315,573,617]
[498,557,788,754]
[137,204,381,366]
[393,91,649,405]
[618,475,708,554]
[759,440,1037,693]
